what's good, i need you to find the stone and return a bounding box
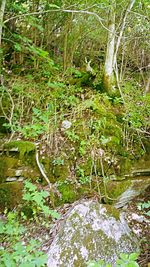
[61,120,72,130]
[47,200,139,267]
[114,178,150,208]
[6,177,17,182]
[15,169,23,177]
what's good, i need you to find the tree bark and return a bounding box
[103,0,116,94]
[0,0,6,46]
[113,0,136,69]
[0,0,6,78]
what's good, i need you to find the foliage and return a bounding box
[0,210,47,267]
[0,180,61,266]
[137,201,150,216]
[87,253,139,267]
[123,84,150,130]
[22,180,60,219]
[76,166,91,185]
[87,259,111,267]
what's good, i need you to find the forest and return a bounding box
[0,0,150,266]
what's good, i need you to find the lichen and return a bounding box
[48,201,139,267]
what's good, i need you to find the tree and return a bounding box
[103,0,116,94]
[0,0,6,79]
[103,0,136,95]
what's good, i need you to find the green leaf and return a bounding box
[23,192,32,201]
[14,43,22,52]
[48,4,60,9]
[40,190,49,198]
[119,253,129,260]
[32,107,41,116]
[126,263,139,267]
[3,256,16,267]
[20,263,35,267]
[49,210,61,219]
[32,254,47,267]
[129,253,139,261]
[0,221,5,234]
[24,181,37,192]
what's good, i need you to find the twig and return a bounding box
[35,149,52,189]
[3,8,118,35]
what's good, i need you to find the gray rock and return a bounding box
[115,178,150,208]
[15,170,23,177]
[131,213,145,223]
[61,120,72,130]
[47,201,139,267]
[6,177,17,182]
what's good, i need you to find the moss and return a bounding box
[77,184,93,198]
[105,205,120,220]
[0,157,19,182]
[57,183,77,205]
[0,156,40,182]
[4,141,36,159]
[102,74,118,97]
[106,180,131,200]
[0,116,10,133]
[53,162,70,181]
[0,182,23,211]
[69,72,93,87]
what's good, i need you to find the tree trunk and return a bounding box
[103,0,116,94]
[113,0,136,71]
[0,0,6,78]
[0,0,6,46]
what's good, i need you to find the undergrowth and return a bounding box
[0,181,60,267]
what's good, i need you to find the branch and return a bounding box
[3,8,114,34]
[35,149,52,189]
[113,0,136,68]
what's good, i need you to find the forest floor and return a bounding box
[19,185,150,267]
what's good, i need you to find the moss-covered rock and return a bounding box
[56,182,77,205]
[114,177,150,208]
[0,182,23,211]
[0,157,19,183]
[53,161,70,181]
[0,155,40,182]
[4,141,36,159]
[106,180,131,200]
[47,200,139,267]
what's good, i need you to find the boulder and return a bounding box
[47,200,139,267]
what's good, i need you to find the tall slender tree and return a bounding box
[0,0,6,78]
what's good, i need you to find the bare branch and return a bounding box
[3,8,114,34]
[35,150,52,190]
[113,0,136,68]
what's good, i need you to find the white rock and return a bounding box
[6,177,17,182]
[131,213,145,223]
[15,170,23,177]
[47,200,139,267]
[61,120,72,130]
